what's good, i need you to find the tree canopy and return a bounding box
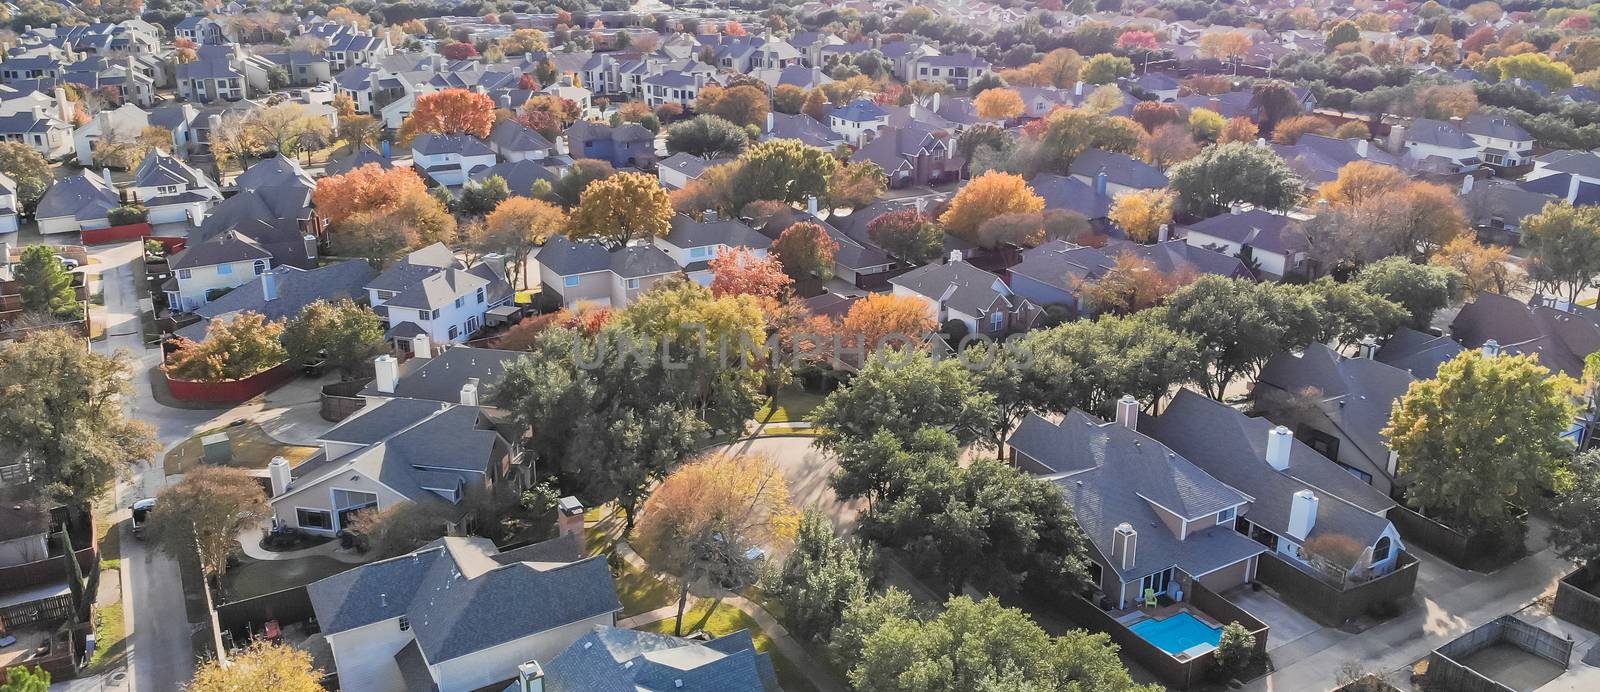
[146,466,270,577]
[189,641,323,692]
[164,312,288,382]
[281,300,384,378]
[566,172,675,248]
[1167,142,1303,216]
[14,245,80,320]
[665,115,750,158]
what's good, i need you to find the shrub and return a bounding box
[108,205,148,226]
[1213,622,1256,682]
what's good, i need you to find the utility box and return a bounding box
[201,432,231,465]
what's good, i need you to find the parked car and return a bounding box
[131,498,156,537]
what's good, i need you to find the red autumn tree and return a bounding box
[709,247,793,302]
[1117,31,1159,52]
[1131,101,1182,133]
[440,42,479,60]
[518,73,539,90]
[312,164,430,226]
[772,222,839,281]
[399,88,495,143]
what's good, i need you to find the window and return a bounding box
[296,508,332,530]
[1372,536,1392,563]
[217,264,232,275]
[1217,507,1236,524]
[564,276,580,287]
[178,268,192,279]
[253,260,267,275]
[476,288,485,304]
[417,310,430,321]
[398,615,410,631]
[989,312,1004,331]
[454,297,464,308]
[690,246,710,259]
[430,309,440,319]
[626,278,640,289]
[448,325,459,340]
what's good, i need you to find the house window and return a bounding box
[178,268,192,279]
[626,278,640,289]
[417,310,430,321]
[217,264,232,275]
[564,276,580,287]
[989,312,1004,331]
[476,287,485,304]
[1373,536,1392,563]
[297,508,332,530]
[430,309,440,319]
[448,325,459,340]
[454,297,464,308]
[1217,507,1236,524]
[253,260,267,275]
[399,615,410,631]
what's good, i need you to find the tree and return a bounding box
[1319,161,1410,207]
[1250,81,1303,131]
[1082,53,1133,84]
[1213,622,1257,682]
[0,330,156,506]
[1272,114,1335,144]
[634,453,800,635]
[189,641,322,692]
[1029,108,1143,174]
[0,666,48,692]
[815,350,992,455]
[773,84,807,114]
[1140,123,1202,168]
[440,41,479,60]
[976,212,1046,249]
[1522,202,1600,303]
[246,103,332,157]
[346,502,454,557]
[1132,101,1182,133]
[1189,108,1226,142]
[618,279,769,435]
[732,139,838,208]
[1023,313,1202,416]
[1108,189,1175,243]
[312,164,432,226]
[827,160,886,210]
[552,158,616,204]
[566,172,674,248]
[1327,21,1360,49]
[695,84,770,129]
[147,467,268,577]
[664,115,749,158]
[801,88,829,121]
[459,174,511,215]
[939,172,1044,240]
[773,510,875,643]
[773,222,838,281]
[165,312,289,382]
[1386,351,1575,532]
[1167,142,1303,216]
[1218,116,1259,144]
[708,247,792,302]
[481,196,568,285]
[1432,236,1522,296]
[1000,48,1084,88]
[332,208,418,267]
[1487,53,1575,90]
[837,593,1158,691]
[1199,31,1253,70]
[337,113,381,151]
[499,28,548,54]
[1352,257,1464,330]
[1290,278,1408,349]
[281,300,383,378]
[14,245,80,319]
[975,88,1025,120]
[1333,121,1371,140]
[867,209,944,264]
[1074,253,1189,315]
[0,142,52,210]
[1550,451,1600,568]
[398,88,496,143]
[1083,85,1127,116]
[1162,276,1321,399]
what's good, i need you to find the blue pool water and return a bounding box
[1128,611,1222,655]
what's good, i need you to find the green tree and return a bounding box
[1161,276,1321,400]
[281,299,384,378]
[773,510,876,642]
[1385,351,1576,532]
[664,115,750,158]
[146,466,270,577]
[1549,450,1600,568]
[553,158,617,205]
[1327,20,1360,48]
[839,593,1158,692]
[1351,257,1463,330]
[1213,622,1258,682]
[1486,52,1576,90]
[458,174,511,215]
[618,279,768,435]
[0,141,53,210]
[0,666,49,692]
[1522,202,1600,303]
[732,139,839,208]
[0,329,157,506]
[866,209,944,264]
[14,245,80,319]
[1022,312,1203,415]
[1289,278,1408,348]
[1169,142,1303,216]
[812,350,996,453]
[1082,53,1134,84]
[827,160,887,210]
[965,339,1046,459]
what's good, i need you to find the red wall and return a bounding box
[164,362,296,404]
[79,223,154,245]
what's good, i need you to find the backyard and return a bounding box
[639,599,815,692]
[162,421,320,477]
[221,554,352,601]
[754,387,826,425]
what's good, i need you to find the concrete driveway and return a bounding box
[1223,585,1324,652]
[702,435,865,530]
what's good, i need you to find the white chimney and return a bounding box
[268,456,291,496]
[53,86,70,121]
[947,249,962,264]
[517,661,545,692]
[460,377,480,406]
[1287,490,1318,541]
[261,269,277,301]
[412,333,431,357]
[1482,338,1500,357]
[806,196,819,215]
[1460,174,1474,195]
[1114,394,1138,430]
[1229,201,1242,215]
[1074,80,1084,97]
[1568,175,1582,204]
[1157,223,1170,242]
[374,355,398,393]
[101,167,114,191]
[1358,335,1378,359]
[1355,138,1369,158]
[1111,523,1137,572]
[1266,425,1292,471]
[304,234,318,259]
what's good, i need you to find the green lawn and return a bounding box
[754,388,826,424]
[162,422,320,477]
[88,601,126,671]
[639,600,814,692]
[616,561,677,617]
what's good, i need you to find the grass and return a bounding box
[639,599,815,692]
[616,560,677,618]
[222,554,352,600]
[754,387,826,424]
[88,600,126,671]
[161,421,320,477]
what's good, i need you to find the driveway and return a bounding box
[702,435,864,530]
[1223,585,1323,653]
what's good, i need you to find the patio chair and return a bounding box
[1143,588,1158,608]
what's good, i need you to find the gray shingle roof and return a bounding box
[360,347,525,403]
[664,214,772,250]
[1069,148,1169,190]
[888,261,1011,317]
[175,261,376,341]
[168,229,272,270]
[1030,173,1112,219]
[1255,344,1415,477]
[1404,118,1477,150]
[36,173,119,220]
[1449,291,1600,378]
[1182,209,1301,256]
[1460,113,1532,143]
[488,119,553,153]
[1374,326,1464,379]
[411,133,494,157]
[537,235,681,279]
[542,625,778,692]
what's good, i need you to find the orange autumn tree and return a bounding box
[1072,253,1194,315]
[398,88,496,144]
[1318,160,1411,206]
[975,88,1025,120]
[772,222,839,281]
[709,247,793,302]
[312,164,430,226]
[940,171,1045,240]
[1217,117,1259,144]
[1108,188,1176,243]
[837,293,938,352]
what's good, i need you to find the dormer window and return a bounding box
[253,260,267,275]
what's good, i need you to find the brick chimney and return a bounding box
[556,496,585,538]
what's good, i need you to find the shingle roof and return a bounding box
[830,99,886,122]
[1449,291,1600,378]
[537,235,681,279]
[176,261,376,341]
[324,146,392,177]
[1182,209,1302,256]
[543,625,778,692]
[1030,173,1112,219]
[168,229,272,270]
[1404,118,1477,149]
[1374,326,1465,379]
[1069,148,1169,190]
[889,261,1012,317]
[35,173,119,220]
[469,159,562,197]
[411,133,494,157]
[1256,344,1415,476]
[360,347,525,403]
[488,119,553,153]
[1460,113,1532,143]
[1535,150,1600,179]
[663,214,771,250]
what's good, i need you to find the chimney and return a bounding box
[261,269,277,301]
[1461,174,1474,195]
[1114,394,1138,430]
[1568,175,1581,204]
[765,110,773,132]
[1074,80,1084,97]
[304,234,318,259]
[557,496,585,537]
[1287,490,1318,541]
[1111,523,1137,572]
[930,90,941,113]
[101,167,114,190]
[1482,338,1500,357]
[703,209,719,222]
[1157,223,1170,242]
[947,249,962,264]
[1094,168,1108,197]
[53,86,69,121]
[268,456,291,496]
[460,377,480,406]
[412,333,432,356]
[1229,201,1243,215]
[368,352,399,392]
[1387,124,1407,154]
[807,196,820,215]
[1358,335,1378,359]
[517,661,545,692]
[1355,138,1368,158]
[1266,425,1292,471]
[1255,137,1267,147]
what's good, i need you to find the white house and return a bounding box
[129,149,221,226]
[410,134,497,188]
[0,171,23,233]
[72,103,151,167]
[653,214,772,286]
[889,259,1034,335]
[366,243,514,347]
[828,99,889,146]
[1179,207,1303,279]
[162,230,273,312]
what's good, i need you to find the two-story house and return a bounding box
[889,260,1038,335]
[175,55,248,103]
[1459,113,1534,168]
[73,103,151,166]
[162,229,273,312]
[905,53,992,92]
[410,134,497,188]
[564,120,654,169]
[0,107,72,159]
[828,99,889,146]
[536,235,681,309]
[324,31,392,72]
[851,123,957,189]
[258,50,332,87]
[366,243,514,348]
[653,213,773,286]
[35,172,120,235]
[486,119,553,162]
[173,17,227,45]
[129,148,222,226]
[1396,118,1483,174]
[1179,207,1306,280]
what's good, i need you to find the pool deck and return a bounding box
[1111,602,1226,629]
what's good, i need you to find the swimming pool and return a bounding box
[1128,611,1222,656]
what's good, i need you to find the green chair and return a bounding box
[1143,588,1158,609]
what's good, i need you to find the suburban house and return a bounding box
[366,243,514,347]
[1179,207,1306,279]
[1465,179,1556,244]
[905,52,992,91]
[325,146,393,177]
[360,345,524,407]
[1253,343,1416,497]
[306,534,618,692]
[410,134,498,188]
[35,172,120,235]
[1374,326,1466,379]
[171,260,376,342]
[175,55,249,103]
[851,123,958,189]
[829,99,889,145]
[1396,118,1483,174]
[162,229,274,313]
[656,152,732,190]
[257,50,332,87]
[1031,173,1114,223]
[0,171,21,233]
[194,155,323,269]
[1458,113,1535,168]
[564,120,654,168]
[535,236,681,309]
[0,107,72,159]
[470,159,563,197]
[1271,134,1404,186]
[268,395,526,537]
[536,625,780,691]
[72,103,151,166]
[1007,239,1249,311]
[128,149,222,226]
[486,119,554,162]
[1008,404,1268,609]
[889,260,1038,335]
[1069,148,1169,196]
[766,111,843,149]
[1450,291,1600,380]
[174,17,227,45]
[324,31,392,72]
[1144,391,1408,586]
[653,214,773,286]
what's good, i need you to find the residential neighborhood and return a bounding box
[8,1,1600,692]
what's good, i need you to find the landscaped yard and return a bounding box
[616,560,676,618]
[754,387,826,424]
[222,554,353,600]
[639,599,814,692]
[162,421,320,477]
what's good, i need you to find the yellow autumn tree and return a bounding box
[566,171,674,248]
[939,172,1045,240]
[1108,188,1176,243]
[975,88,1025,120]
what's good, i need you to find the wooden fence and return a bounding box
[1427,615,1573,692]
[79,222,154,245]
[163,362,297,404]
[1553,567,1600,633]
[1254,552,1419,626]
[1387,504,1526,571]
[215,585,317,648]
[319,378,371,422]
[0,593,75,630]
